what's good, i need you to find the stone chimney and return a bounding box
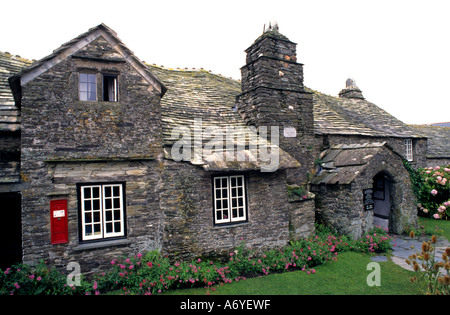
[338,78,365,99]
[236,23,315,184]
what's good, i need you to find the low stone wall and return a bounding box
[288,195,315,242]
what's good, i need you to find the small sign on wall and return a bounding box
[363,188,374,211]
[283,127,297,138]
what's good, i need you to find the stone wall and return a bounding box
[237,31,315,185]
[312,146,417,239]
[313,183,364,238]
[42,160,162,273]
[288,197,315,242]
[427,158,450,168]
[160,159,295,259]
[19,36,164,271]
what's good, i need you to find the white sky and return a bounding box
[1,0,449,125]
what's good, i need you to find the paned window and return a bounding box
[213,175,247,225]
[405,139,413,161]
[79,73,97,101]
[79,183,125,241]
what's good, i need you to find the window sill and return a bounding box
[213,221,250,229]
[73,238,130,251]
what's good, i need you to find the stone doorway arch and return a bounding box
[311,142,418,239]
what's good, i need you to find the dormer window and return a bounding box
[79,73,97,101]
[103,74,118,102]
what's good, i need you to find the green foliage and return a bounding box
[407,163,450,220]
[1,225,393,295]
[406,236,450,295]
[0,260,91,295]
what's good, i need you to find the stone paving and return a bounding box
[371,234,450,271]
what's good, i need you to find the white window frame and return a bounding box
[80,183,125,241]
[405,139,413,161]
[79,73,97,101]
[213,175,247,225]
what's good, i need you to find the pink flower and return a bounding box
[431,189,438,195]
[93,281,98,290]
[14,283,20,289]
[433,213,441,219]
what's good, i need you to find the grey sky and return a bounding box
[1,0,449,124]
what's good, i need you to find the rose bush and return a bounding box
[415,165,450,220]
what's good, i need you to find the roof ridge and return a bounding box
[0,51,35,64]
[146,63,240,81]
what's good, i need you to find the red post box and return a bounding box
[50,199,68,244]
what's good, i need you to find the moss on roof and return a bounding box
[307,88,424,139]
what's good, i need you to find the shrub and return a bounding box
[0,260,91,295]
[1,225,393,295]
[406,235,450,295]
[408,164,450,220]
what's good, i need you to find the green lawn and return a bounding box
[164,217,450,296]
[164,252,421,295]
[418,216,450,240]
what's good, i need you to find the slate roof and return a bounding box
[147,65,300,171]
[0,52,33,132]
[410,124,450,159]
[311,142,390,185]
[310,88,424,139]
[0,24,437,168]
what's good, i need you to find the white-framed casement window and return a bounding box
[79,73,97,101]
[213,175,247,225]
[405,139,413,161]
[79,183,126,241]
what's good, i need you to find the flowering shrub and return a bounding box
[1,225,393,295]
[414,165,450,220]
[0,260,92,295]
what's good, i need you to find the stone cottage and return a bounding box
[310,142,416,238]
[0,22,441,272]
